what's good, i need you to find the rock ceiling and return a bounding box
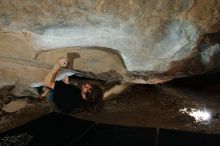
[0,0,220,91]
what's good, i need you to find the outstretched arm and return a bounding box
[103,84,129,100]
[43,58,67,89]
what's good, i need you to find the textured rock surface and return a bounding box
[0,79,15,97]
[0,0,220,90]
[2,99,28,113]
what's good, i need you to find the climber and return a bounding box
[42,57,103,113]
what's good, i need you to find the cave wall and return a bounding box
[0,0,220,89]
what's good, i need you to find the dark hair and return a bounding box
[85,84,103,112]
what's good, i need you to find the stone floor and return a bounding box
[76,73,220,134]
[0,73,220,134]
[76,83,220,134]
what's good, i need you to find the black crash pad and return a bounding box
[0,112,220,146]
[0,112,156,146]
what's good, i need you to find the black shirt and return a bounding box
[53,81,85,113]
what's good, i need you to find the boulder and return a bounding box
[2,99,28,113]
[0,0,219,90]
[0,79,15,97]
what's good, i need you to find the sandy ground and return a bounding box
[75,83,220,134]
[0,75,220,134]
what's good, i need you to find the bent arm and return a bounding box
[43,65,61,89]
[43,58,67,89]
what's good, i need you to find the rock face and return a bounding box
[0,79,15,97]
[2,99,28,113]
[0,0,220,91]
